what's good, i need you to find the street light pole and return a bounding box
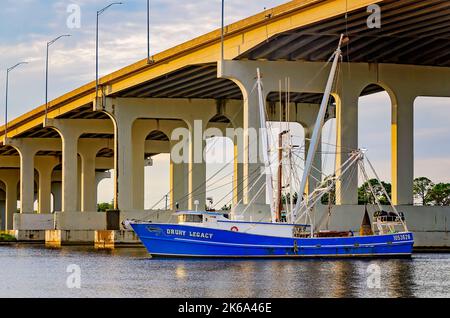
[4,62,27,140]
[147,0,150,63]
[221,0,225,61]
[46,34,71,121]
[96,2,123,101]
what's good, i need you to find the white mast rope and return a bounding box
[223,150,280,216]
[295,155,360,227]
[295,150,361,224]
[292,35,344,223]
[213,161,268,210]
[358,160,384,211]
[240,182,268,216]
[314,159,358,231]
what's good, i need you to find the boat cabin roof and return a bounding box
[173,211,226,217]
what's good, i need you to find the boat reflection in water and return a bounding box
[2,245,447,298]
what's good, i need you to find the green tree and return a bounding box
[321,187,335,205]
[97,201,114,212]
[358,179,392,205]
[413,177,434,206]
[426,183,450,206]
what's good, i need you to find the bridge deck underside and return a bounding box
[2,0,449,148]
[239,0,450,67]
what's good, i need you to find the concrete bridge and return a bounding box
[1,0,450,248]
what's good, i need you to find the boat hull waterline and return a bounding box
[131,223,414,258]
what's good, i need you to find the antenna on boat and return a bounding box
[291,34,344,222]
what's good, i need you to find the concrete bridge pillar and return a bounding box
[35,157,60,214]
[59,131,77,212]
[112,113,135,211]
[51,181,62,212]
[170,140,189,210]
[334,88,360,205]
[80,149,95,212]
[131,120,156,211]
[20,148,35,213]
[185,119,207,211]
[0,194,5,230]
[391,92,415,205]
[0,169,19,230]
[44,119,114,212]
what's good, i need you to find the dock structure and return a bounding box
[1,0,450,248]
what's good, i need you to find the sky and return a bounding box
[1,0,449,208]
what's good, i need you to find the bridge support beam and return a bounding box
[334,88,360,205]
[35,157,60,214]
[99,98,241,211]
[185,119,207,211]
[0,170,19,230]
[5,138,61,214]
[391,92,415,205]
[170,140,189,210]
[305,134,323,196]
[44,119,113,212]
[51,182,62,213]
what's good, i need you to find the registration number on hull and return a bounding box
[393,233,412,241]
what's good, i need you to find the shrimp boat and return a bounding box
[130,35,414,258]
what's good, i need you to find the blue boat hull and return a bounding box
[131,223,414,258]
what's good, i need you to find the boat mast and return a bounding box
[276,130,289,221]
[292,35,344,221]
[256,68,276,223]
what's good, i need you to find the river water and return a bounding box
[0,244,449,298]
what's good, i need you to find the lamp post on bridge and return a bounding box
[221,0,225,61]
[96,2,123,102]
[145,1,157,64]
[4,62,28,140]
[45,34,71,121]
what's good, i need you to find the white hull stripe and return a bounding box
[173,237,414,249]
[150,252,412,258]
[140,235,413,249]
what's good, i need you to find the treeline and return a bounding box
[287,177,450,207]
[355,177,449,206]
[412,177,450,206]
[97,177,450,210]
[97,201,114,212]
